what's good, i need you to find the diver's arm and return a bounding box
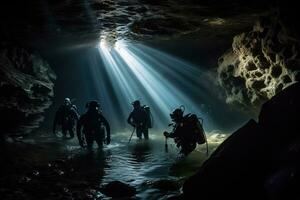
[164,125,177,138]
[127,112,135,127]
[164,131,175,138]
[101,116,110,144]
[76,116,84,147]
[72,106,80,120]
[73,110,80,121]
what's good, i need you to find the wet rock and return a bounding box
[264,139,300,200]
[0,140,106,200]
[101,181,136,198]
[0,43,56,137]
[69,180,90,189]
[258,81,300,142]
[183,119,266,199]
[183,82,300,199]
[166,194,184,200]
[149,179,182,191]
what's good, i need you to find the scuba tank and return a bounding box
[142,105,153,128]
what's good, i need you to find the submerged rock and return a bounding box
[145,179,182,191]
[183,82,300,199]
[101,181,136,198]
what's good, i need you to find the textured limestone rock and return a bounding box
[0,44,56,136]
[217,12,300,109]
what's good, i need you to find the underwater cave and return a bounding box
[1,0,300,199]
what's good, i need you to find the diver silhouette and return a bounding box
[53,98,79,138]
[164,106,207,156]
[127,100,152,140]
[77,100,110,150]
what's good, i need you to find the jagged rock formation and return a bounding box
[0,0,269,48]
[217,11,300,109]
[0,44,56,137]
[183,82,300,199]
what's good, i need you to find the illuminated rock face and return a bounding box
[217,13,300,109]
[0,44,56,136]
[0,0,269,48]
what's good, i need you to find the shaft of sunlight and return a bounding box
[96,39,215,131]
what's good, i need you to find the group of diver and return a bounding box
[53,98,207,156]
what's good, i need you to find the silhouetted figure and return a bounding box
[53,98,79,138]
[77,100,110,150]
[164,106,207,156]
[127,100,152,140]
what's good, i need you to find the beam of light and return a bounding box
[109,50,169,128]
[96,39,216,132]
[98,40,167,129]
[115,45,184,114]
[115,41,214,129]
[130,44,216,98]
[86,51,122,128]
[98,41,131,119]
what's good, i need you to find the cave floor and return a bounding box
[0,130,220,199]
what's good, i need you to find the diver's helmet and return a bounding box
[170,107,184,122]
[131,100,141,108]
[64,98,71,106]
[86,100,101,111]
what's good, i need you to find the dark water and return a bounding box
[23,131,225,199]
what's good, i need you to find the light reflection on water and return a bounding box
[31,131,225,199]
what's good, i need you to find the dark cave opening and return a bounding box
[1,1,300,199]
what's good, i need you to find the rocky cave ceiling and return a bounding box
[1,0,272,48]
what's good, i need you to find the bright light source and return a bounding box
[99,37,118,50]
[100,39,113,50]
[99,39,107,49]
[114,40,127,51]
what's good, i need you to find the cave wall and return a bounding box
[0,43,56,137]
[217,10,300,109]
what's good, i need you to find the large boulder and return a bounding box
[100,181,136,198]
[183,82,300,199]
[0,43,56,137]
[217,10,300,110]
[259,81,300,142]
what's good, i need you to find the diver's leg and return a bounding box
[85,133,94,150]
[67,121,75,138]
[136,127,142,139]
[143,127,149,140]
[181,142,196,156]
[69,127,74,138]
[62,126,67,138]
[95,133,103,148]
